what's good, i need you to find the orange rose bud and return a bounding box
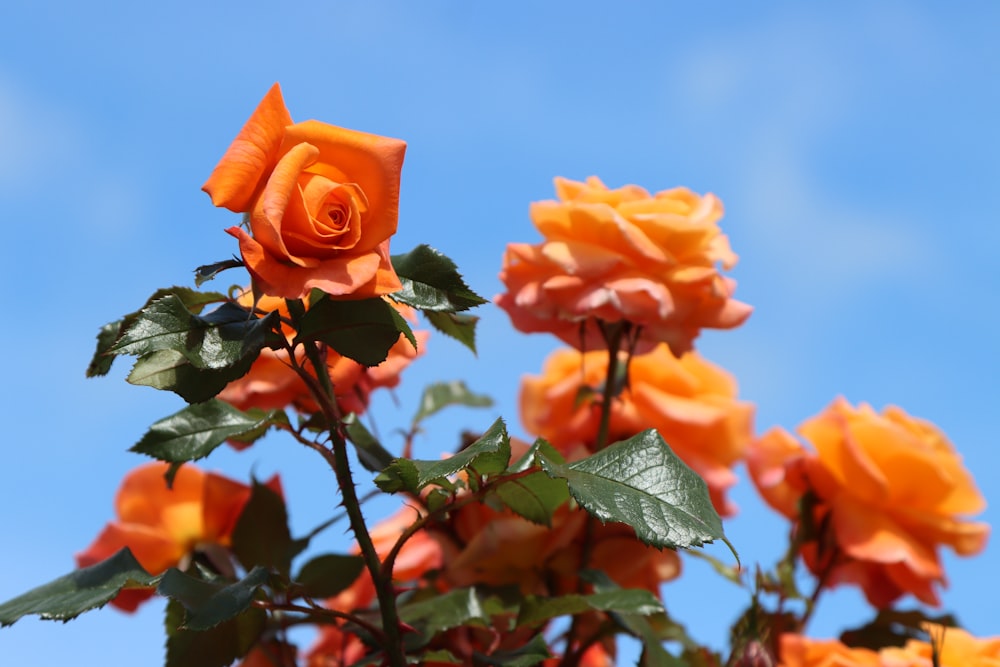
[75,463,280,612]
[748,398,989,608]
[520,344,753,515]
[203,83,406,300]
[497,176,751,356]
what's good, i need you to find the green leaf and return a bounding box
[344,413,396,473]
[399,587,490,637]
[473,634,551,666]
[86,287,228,378]
[295,295,415,366]
[390,245,487,312]
[412,380,493,426]
[294,554,366,599]
[0,548,158,625]
[111,296,277,370]
[494,471,569,527]
[164,597,266,667]
[159,567,270,632]
[194,258,243,287]
[377,418,511,494]
[231,482,293,576]
[126,349,256,403]
[518,589,663,627]
[538,429,729,552]
[424,311,479,354]
[130,399,285,463]
[374,458,420,494]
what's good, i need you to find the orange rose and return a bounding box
[497,176,751,356]
[777,635,881,667]
[748,398,989,607]
[203,84,406,300]
[890,624,1000,666]
[778,626,1000,667]
[520,344,753,515]
[75,462,280,612]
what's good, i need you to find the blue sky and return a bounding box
[2,2,999,664]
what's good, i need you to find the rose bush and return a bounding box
[203,83,407,299]
[748,397,989,607]
[520,344,753,515]
[496,176,752,356]
[76,462,281,611]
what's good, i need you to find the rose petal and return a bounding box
[203,83,293,212]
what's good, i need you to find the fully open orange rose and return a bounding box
[75,462,280,611]
[520,344,753,515]
[203,84,406,299]
[777,635,882,667]
[748,398,989,607]
[497,176,751,356]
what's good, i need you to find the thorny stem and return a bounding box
[290,339,408,667]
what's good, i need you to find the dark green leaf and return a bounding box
[130,399,285,463]
[295,296,414,366]
[294,554,366,599]
[111,296,277,370]
[473,634,551,666]
[344,414,396,473]
[231,482,293,576]
[225,408,290,448]
[126,348,256,403]
[0,548,157,625]
[164,598,265,667]
[538,429,729,552]
[399,587,489,636]
[412,380,493,426]
[378,418,510,494]
[518,589,663,627]
[87,321,123,377]
[390,245,487,312]
[159,567,269,632]
[86,287,228,378]
[194,258,244,287]
[424,311,479,354]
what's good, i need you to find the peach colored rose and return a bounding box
[748,398,989,607]
[890,624,1000,666]
[497,176,751,356]
[203,84,406,300]
[217,291,427,434]
[778,626,1000,667]
[777,635,882,667]
[520,344,753,515]
[76,462,281,612]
